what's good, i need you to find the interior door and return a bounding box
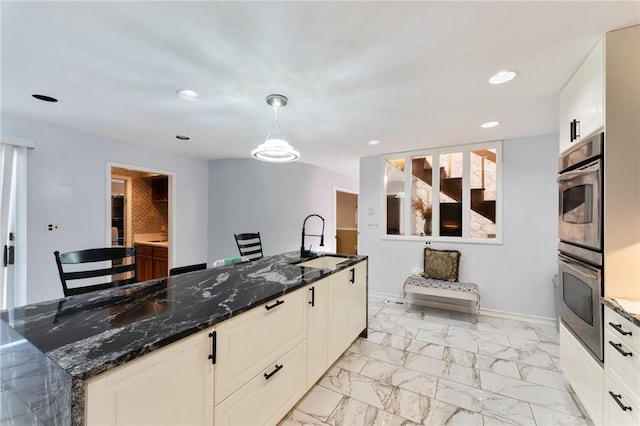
[0,138,30,310]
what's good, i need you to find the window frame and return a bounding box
[382,140,503,244]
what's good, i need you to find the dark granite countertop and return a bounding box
[602,297,640,327]
[0,251,367,425]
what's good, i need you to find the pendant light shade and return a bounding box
[252,94,300,163]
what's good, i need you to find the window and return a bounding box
[384,141,502,242]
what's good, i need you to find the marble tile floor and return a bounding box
[279,297,593,426]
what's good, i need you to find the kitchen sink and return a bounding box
[295,255,351,269]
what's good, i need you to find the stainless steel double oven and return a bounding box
[558,131,604,363]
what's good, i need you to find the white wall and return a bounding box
[359,134,559,319]
[2,114,210,304]
[208,159,357,263]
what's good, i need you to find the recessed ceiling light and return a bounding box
[489,70,518,85]
[368,140,381,145]
[176,89,200,101]
[176,135,190,140]
[481,121,500,128]
[32,94,58,102]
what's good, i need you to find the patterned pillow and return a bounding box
[423,247,461,281]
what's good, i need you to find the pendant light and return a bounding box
[251,94,300,163]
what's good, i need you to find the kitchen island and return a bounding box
[0,251,368,425]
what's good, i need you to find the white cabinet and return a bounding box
[214,342,306,426]
[86,326,215,426]
[214,289,305,405]
[603,306,640,425]
[327,260,368,364]
[559,37,604,154]
[559,323,603,425]
[306,279,328,386]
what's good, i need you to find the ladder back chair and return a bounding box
[234,232,264,261]
[54,247,137,297]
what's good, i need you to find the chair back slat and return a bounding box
[169,263,207,276]
[234,232,263,261]
[54,247,138,297]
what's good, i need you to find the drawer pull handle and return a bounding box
[609,341,633,357]
[264,364,283,380]
[309,286,315,307]
[609,322,633,336]
[609,391,633,412]
[350,267,355,284]
[265,299,284,310]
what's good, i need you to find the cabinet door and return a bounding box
[87,327,215,426]
[214,290,306,404]
[137,254,153,282]
[306,279,328,386]
[327,268,353,364]
[152,257,168,279]
[349,261,368,339]
[577,37,604,140]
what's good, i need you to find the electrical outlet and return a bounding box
[46,223,61,233]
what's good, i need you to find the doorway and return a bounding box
[335,188,358,255]
[107,164,174,281]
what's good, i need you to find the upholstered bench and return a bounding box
[403,247,480,315]
[403,275,480,315]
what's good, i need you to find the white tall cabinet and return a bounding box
[558,24,640,426]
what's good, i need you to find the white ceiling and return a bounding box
[2,1,638,178]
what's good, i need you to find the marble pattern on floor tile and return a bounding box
[295,386,344,422]
[319,367,394,409]
[382,334,414,351]
[364,330,387,344]
[395,316,449,334]
[479,370,583,417]
[404,353,480,387]
[477,339,556,370]
[529,404,591,426]
[442,347,521,379]
[406,340,446,359]
[360,359,438,397]
[518,364,571,391]
[476,322,540,340]
[415,329,478,353]
[279,408,331,426]
[446,325,510,346]
[435,379,536,426]
[347,339,408,366]
[333,351,369,374]
[385,387,483,426]
[327,396,420,426]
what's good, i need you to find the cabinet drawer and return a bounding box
[605,377,639,426]
[153,246,168,259]
[136,244,152,256]
[605,307,640,352]
[215,341,306,426]
[215,289,306,404]
[605,329,640,407]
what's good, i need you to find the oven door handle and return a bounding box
[557,168,599,183]
[558,256,599,280]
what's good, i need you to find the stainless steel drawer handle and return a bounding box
[609,391,633,412]
[609,321,633,336]
[265,299,284,310]
[264,364,283,380]
[609,340,633,357]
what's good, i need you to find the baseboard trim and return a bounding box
[369,291,556,328]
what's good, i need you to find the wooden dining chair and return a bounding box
[234,232,263,261]
[169,263,207,276]
[54,247,137,297]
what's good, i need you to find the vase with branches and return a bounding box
[412,197,433,235]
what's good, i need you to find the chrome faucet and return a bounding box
[300,214,325,258]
